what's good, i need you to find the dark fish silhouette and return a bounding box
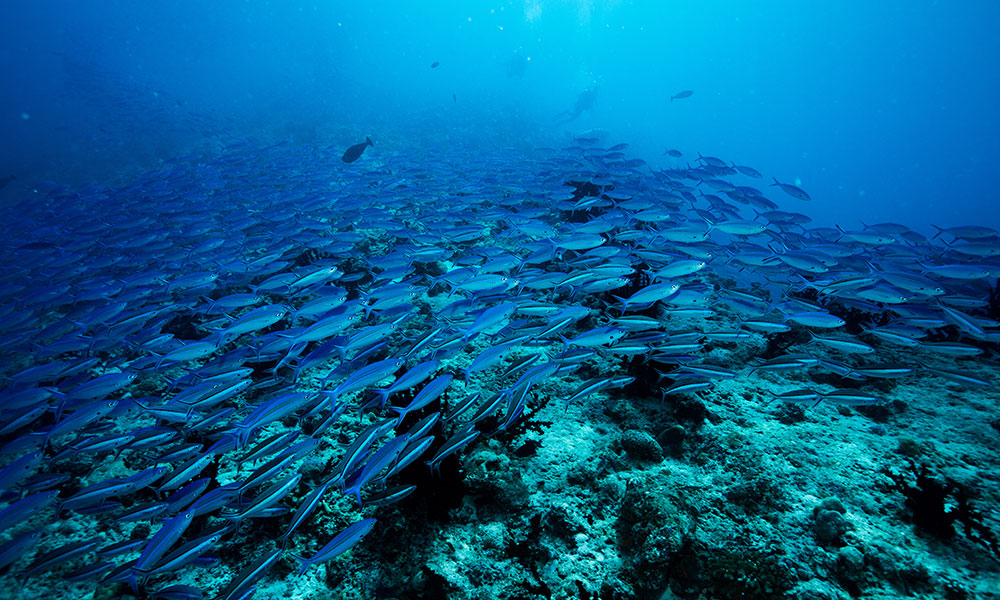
[452,93,457,103]
[431,61,439,69]
[13,240,57,252]
[671,90,693,102]
[342,137,373,163]
[663,149,682,157]
[0,175,14,191]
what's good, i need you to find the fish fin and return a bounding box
[834,224,847,243]
[372,389,390,409]
[291,554,310,576]
[557,334,570,355]
[610,294,628,315]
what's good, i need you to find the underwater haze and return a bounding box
[2,2,1000,600]
[3,1,999,231]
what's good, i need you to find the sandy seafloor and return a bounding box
[1,136,999,600]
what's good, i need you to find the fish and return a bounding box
[341,136,373,163]
[614,282,681,312]
[0,174,15,191]
[215,548,283,600]
[769,389,823,404]
[426,423,480,474]
[3,124,999,600]
[343,434,409,503]
[732,163,763,178]
[431,61,439,68]
[145,526,228,577]
[224,473,302,520]
[389,373,452,423]
[293,518,376,575]
[128,510,196,589]
[278,479,333,546]
[670,90,693,102]
[770,177,812,201]
[327,420,395,488]
[0,491,60,532]
[372,360,440,407]
[931,224,997,240]
[22,538,100,580]
[560,326,627,351]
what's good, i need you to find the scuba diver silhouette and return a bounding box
[553,86,598,126]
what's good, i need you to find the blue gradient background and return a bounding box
[1,1,997,231]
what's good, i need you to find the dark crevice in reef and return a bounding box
[885,461,1000,563]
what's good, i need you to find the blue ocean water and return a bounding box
[2,2,1000,599]
[2,1,998,231]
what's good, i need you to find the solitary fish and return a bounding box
[663,148,682,157]
[431,61,439,69]
[0,175,14,191]
[670,90,693,102]
[342,137,373,163]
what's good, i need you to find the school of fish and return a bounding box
[1,135,998,598]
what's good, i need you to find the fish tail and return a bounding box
[557,334,570,355]
[292,554,310,576]
[610,294,629,315]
